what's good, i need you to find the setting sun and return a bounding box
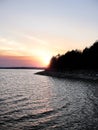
[42,55,51,67]
[34,49,52,67]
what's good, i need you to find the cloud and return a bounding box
[0,37,29,56]
[24,35,48,46]
[0,55,42,67]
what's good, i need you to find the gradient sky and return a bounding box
[0,0,98,67]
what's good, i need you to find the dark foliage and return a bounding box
[47,41,98,71]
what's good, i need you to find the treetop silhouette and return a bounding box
[48,41,98,71]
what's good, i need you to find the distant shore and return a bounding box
[0,67,45,70]
[35,70,98,81]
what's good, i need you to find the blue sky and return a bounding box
[0,0,98,67]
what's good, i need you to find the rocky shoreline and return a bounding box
[35,70,98,81]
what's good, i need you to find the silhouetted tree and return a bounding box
[47,41,98,71]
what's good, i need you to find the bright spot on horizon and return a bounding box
[35,50,52,67]
[42,55,51,67]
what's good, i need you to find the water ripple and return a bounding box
[0,69,98,130]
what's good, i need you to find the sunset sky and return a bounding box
[0,0,98,67]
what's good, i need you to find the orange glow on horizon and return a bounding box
[33,49,52,67]
[0,54,52,67]
[41,55,51,67]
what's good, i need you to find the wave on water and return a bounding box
[0,69,98,130]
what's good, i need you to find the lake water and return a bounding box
[0,69,98,130]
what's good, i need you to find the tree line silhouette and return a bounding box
[47,41,98,71]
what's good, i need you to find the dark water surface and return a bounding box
[0,69,98,130]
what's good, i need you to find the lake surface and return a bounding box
[0,69,98,130]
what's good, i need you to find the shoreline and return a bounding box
[35,70,98,81]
